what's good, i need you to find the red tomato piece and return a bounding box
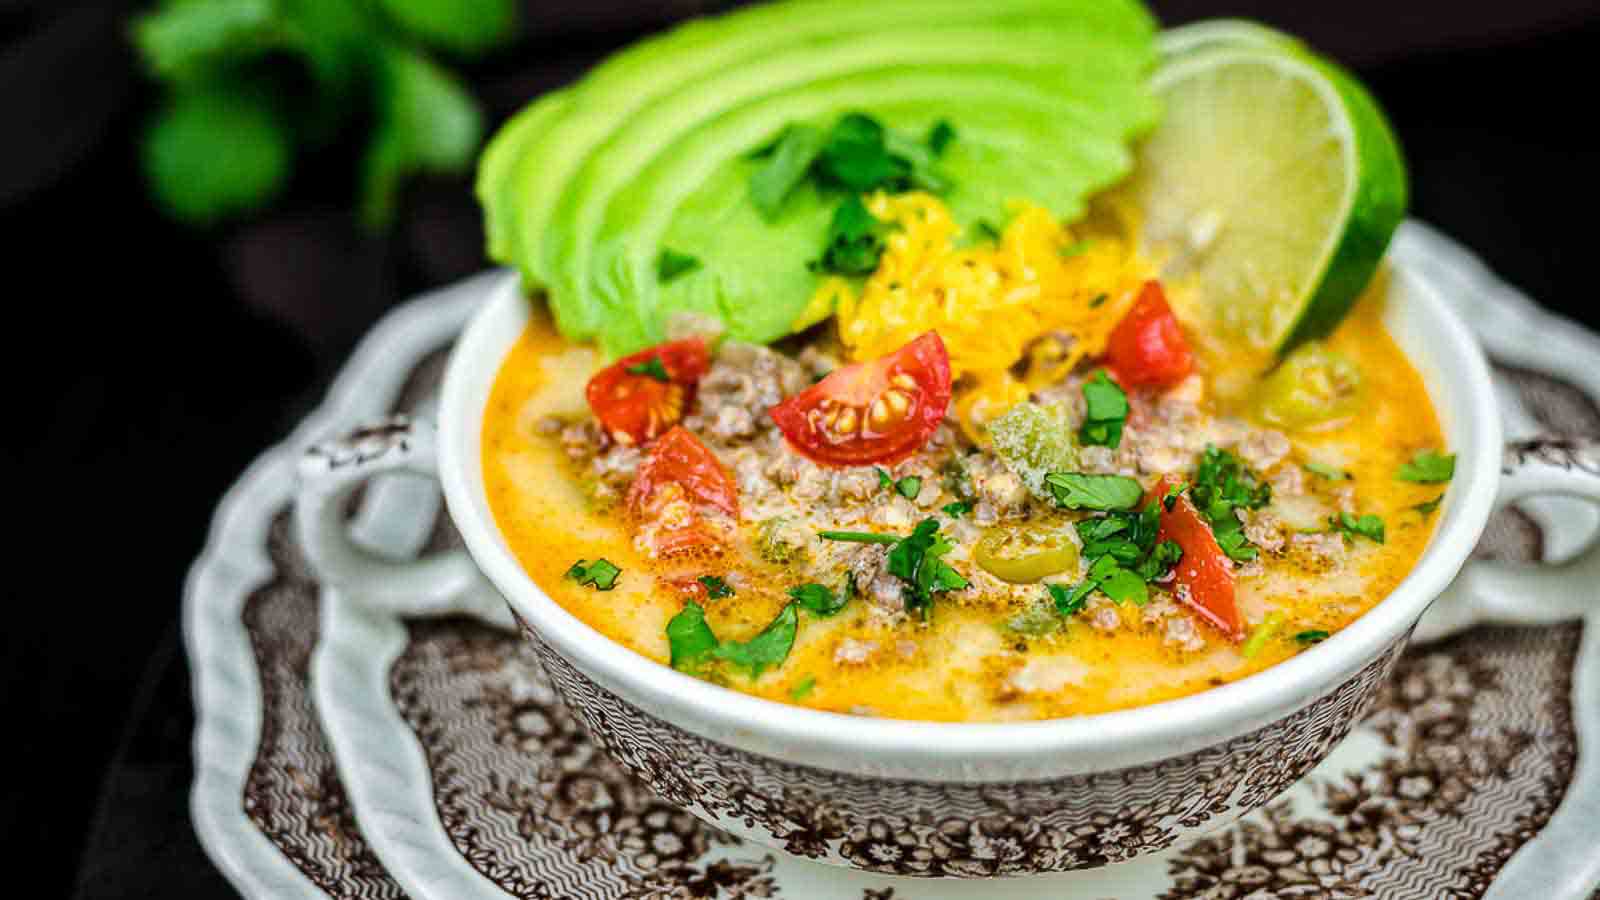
[1151,477,1242,640]
[586,338,712,445]
[626,426,739,558]
[1105,281,1194,389]
[768,331,952,467]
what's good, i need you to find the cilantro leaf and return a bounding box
[656,248,702,283]
[973,219,1003,242]
[698,575,734,599]
[1294,629,1330,645]
[787,574,852,617]
[143,83,291,225]
[927,119,956,156]
[1413,495,1445,515]
[895,476,922,500]
[666,602,719,674]
[789,675,816,700]
[811,194,885,276]
[565,558,621,591]
[360,45,485,227]
[1134,539,1183,582]
[1396,450,1455,484]
[1044,473,1144,511]
[1189,446,1271,562]
[1096,563,1149,605]
[1303,461,1349,480]
[886,518,968,619]
[1087,292,1109,308]
[1046,582,1091,618]
[712,603,799,678]
[1331,512,1386,544]
[376,0,518,56]
[748,123,827,221]
[1078,370,1129,449]
[876,468,894,490]
[625,355,670,381]
[941,500,972,518]
[817,113,907,191]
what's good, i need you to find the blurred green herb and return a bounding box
[132,0,516,228]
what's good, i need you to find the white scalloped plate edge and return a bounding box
[183,272,496,899]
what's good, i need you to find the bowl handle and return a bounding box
[292,415,514,629]
[1415,437,1600,642]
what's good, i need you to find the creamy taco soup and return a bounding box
[470,0,1438,723]
[481,199,1447,722]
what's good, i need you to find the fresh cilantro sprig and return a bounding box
[1043,472,1144,511]
[133,0,513,227]
[1189,446,1272,563]
[1062,502,1183,610]
[787,572,854,618]
[1396,450,1455,484]
[1078,371,1129,449]
[886,518,968,620]
[1331,511,1386,544]
[667,601,798,679]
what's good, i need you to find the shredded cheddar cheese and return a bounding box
[818,192,1154,438]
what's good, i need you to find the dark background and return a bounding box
[2,1,1598,896]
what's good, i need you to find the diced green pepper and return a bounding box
[990,402,1079,499]
[1252,343,1363,430]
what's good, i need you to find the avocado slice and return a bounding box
[610,69,1148,351]
[628,71,1148,349]
[493,0,1155,340]
[549,24,1156,353]
[475,90,568,272]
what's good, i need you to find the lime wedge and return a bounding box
[1124,40,1407,354]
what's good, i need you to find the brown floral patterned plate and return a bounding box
[187,230,1600,899]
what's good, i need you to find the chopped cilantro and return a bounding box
[698,575,734,599]
[1046,582,1089,618]
[1294,629,1330,645]
[818,529,900,544]
[667,600,801,680]
[941,500,972,518]
[748,124,827,221]
[1087,292,1109,308]
[786,575,851,617]
[1413,495,1445,515]
[895,475,922,500]
[1189,446,1272,563]
[666,602,719,673]
[886,518,968,620]
[712,603,799,678]
[1303,461,1349,480]
[565,558,621,591]
[1396,450,1455,484]
[656,248,701,283]
[789,675,817,700]
[973,219,1002,242]
[811,194,885,276]
[875,467,894,490]
[624,355,670,381]
[927,119,956,156]
[1331,511,1386,544]
[1043,472,1144,511]
[816,113,906,190]
[1078,370,1129,449]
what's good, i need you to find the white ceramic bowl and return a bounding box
[294,260,1600,876]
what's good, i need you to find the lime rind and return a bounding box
[1139,39,1407,356]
